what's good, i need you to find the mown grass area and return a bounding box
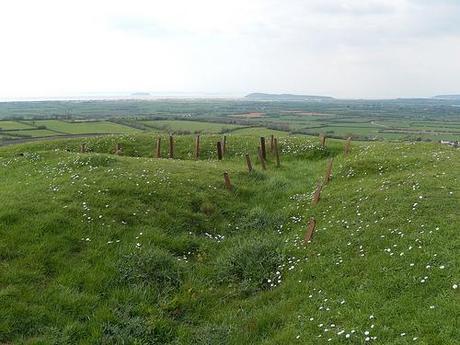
[0,134,459,344]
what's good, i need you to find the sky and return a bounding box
[1,0,460,99]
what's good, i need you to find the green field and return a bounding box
[0,121,34,130]
[1,99,459,144]
[1,133,458,344]
[141,120,244,133]
[28,120,141,134]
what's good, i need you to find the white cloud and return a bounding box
[0,0,459,99]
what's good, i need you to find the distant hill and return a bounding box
[245,93,334,101]
[131,92,151,96]
[433,95,460,100]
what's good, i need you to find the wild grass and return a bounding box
[0,134,458,344]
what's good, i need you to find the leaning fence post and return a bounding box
[304,217,317,244]
[258,146,266,170]
[245,154,253,173]
[344,137,352,156]
[274,138,280,167]
[312,182,322,206]
[324,158,334,184]
[217,141,223,160]
[260,137,266,160]
[223,172,232,190]
[156,138,161,158]
[169,135,174,158]
[195,135,200,159]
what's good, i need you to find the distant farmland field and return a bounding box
[0,98,459,144]
[28,120,140,134]
[141,120,244,133]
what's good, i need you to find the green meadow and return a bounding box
[0,133,458,344]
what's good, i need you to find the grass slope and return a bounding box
[0,134,458,344]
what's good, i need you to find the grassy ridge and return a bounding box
[0,134,458,344]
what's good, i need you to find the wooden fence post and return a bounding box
[223,172,232,190]
[115,143,122,155]
[270,135,274,153]
[260,137,266,160]
[324,158,334,184]
[258,146,266,170]
[312,182,322,206]
[169,135,174,158]
[319,134,326,148]
[223,135,227,155]
[274,138,280,167]
[156,138,161,158]
[304,218,317,244]
[217,141,223,160]
[80,143,86,153]
[195,135,200,159]
[344,137,352,156]
[245,154,253,173]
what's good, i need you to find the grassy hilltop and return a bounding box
[0,132,459,344]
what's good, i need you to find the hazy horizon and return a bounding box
[1,0,460,100]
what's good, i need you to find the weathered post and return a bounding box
[260,137,266,160]
[324,158,334,184]
[169,135,174,158]
[156,138,161,158]
[312,182,323,206]
[304,217,317,244]
[258,146,266,170]
[274,138,280,167]
[245,154,253,173]
[80,143,86,153]
[319,134,326,148]
[195,135,200,159]
[217,141,223,160]
[223,172,232,190]
[344,137,352,156]
[115,143,122,155]
[270,135,274,153]
[223,135,227,155]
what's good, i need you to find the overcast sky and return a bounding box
[1,0,460,99]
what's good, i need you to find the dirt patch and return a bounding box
[229,112,266,118]
[280,111,335,116]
